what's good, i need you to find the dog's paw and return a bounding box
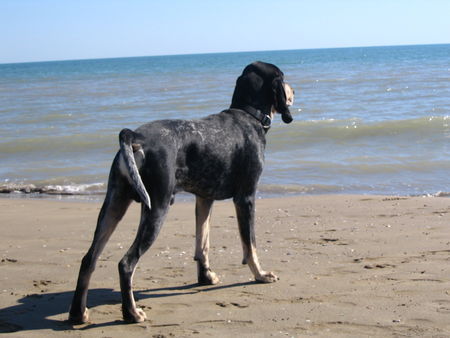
[255,271,279,283]
[198,269,220,285]
[68,307,89,324]
[123,307,147,323]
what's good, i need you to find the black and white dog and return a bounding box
[69,61,294,323]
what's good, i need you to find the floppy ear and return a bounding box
[231,72,263,108]
[272,77,293,123]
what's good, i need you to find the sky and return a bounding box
[1,0,450,64]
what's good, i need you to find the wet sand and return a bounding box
[1,195,450,337]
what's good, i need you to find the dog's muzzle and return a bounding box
[281,112,293,124]
[281,83,294,124]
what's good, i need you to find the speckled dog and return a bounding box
[69,61,295,324]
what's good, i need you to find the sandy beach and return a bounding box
[1,195,449,337]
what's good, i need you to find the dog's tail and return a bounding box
[119,128,151,210]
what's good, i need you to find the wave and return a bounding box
[3,113,448,157]
[0,133,116,156]
[0,182,105,195]
[268,115,450,148]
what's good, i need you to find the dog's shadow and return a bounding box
[0,281,254,333]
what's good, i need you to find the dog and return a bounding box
[68,61,294,324]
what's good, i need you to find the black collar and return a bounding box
[233,106,272,129]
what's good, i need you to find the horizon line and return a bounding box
[1,42,449,66]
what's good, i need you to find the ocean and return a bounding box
[1,44,449,200]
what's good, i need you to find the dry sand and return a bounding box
[0,195,450,337]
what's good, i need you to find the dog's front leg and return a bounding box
[194,196,219,285]
[234,194,278,283]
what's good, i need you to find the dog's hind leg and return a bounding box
[194,196,219,285]
[118,198,170,323]
[69,174,132,324]
[234,194,278,283]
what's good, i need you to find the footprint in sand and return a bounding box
[215,301,249,308]
[363,263,396,269]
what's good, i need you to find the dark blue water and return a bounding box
[1,44,449,198]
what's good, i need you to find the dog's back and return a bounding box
[121,109,266,201]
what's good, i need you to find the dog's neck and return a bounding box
[237,105,272,129]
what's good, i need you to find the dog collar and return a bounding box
[237,106,272,129]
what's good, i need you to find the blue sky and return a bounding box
[1,0,449,64]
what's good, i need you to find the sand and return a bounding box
[0,195,450,337]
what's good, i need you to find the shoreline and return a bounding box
[2,180,450,202]
[1,188,449,205]
[1,195,450,336]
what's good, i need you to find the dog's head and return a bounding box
[231,61,294,124]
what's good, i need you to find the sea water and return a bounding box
[0,44,449,198]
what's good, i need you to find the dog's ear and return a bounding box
[231,72,263,108]
[272,77,293,124]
